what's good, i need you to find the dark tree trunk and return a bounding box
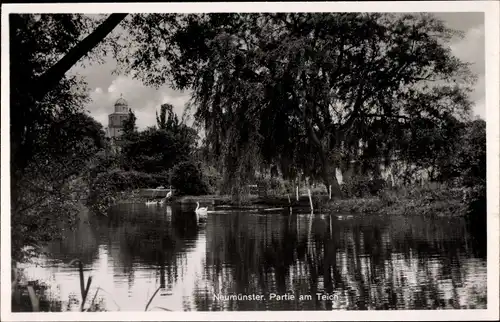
[318,152,342,198]
[302,107,342,198]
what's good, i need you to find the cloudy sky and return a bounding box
[70,12,485,131]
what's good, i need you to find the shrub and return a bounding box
[171,161,209,196]
[200,165,223,194]
[87,169,170,214]
[268,177,287,196]
[341,176,387,198]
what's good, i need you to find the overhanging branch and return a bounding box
[30,13,128,101]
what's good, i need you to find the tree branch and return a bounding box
[31,14,128,101]
[339,78,366,133]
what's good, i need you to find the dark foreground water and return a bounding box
[16,202,487,311]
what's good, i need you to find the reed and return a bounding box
[68,258,93,311]
[87,288,100,311]
[144,286,161,311]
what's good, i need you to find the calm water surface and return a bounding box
[19,202,487,311]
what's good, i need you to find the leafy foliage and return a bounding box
[171,161,209,196]
[454,119,486,189]
[121,104,198,174]
[122,109,138,141]
[12,112,106,262]
[156,103,178,130]
[87,168,170,214]
[116,13,475,198]
[342,176,387,198]
[9,14,114,261]
[10,14,91,179]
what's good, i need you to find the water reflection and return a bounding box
[17,203,487,311]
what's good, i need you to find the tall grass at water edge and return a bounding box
[320,183,469,217]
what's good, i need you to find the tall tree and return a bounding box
[123,105,198,173]
[9,13,125,261]
[116,13,475,197]
[10,14,127,178]
[156,104,168,130]
[156,103,180,131]
[122,109,138,140]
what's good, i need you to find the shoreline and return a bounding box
[111,190,468,217]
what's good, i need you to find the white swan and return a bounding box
[159,187,173,205]
[166,186,173,199]
[195,202,208,221]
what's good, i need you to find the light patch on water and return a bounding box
[147,231,207,311]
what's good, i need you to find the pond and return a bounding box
[16,202,487,311]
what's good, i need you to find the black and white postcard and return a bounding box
[1,1,499,321]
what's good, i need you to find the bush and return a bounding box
[171,161,209,196]
[87,169,170,214]
[254,176,288,197]
[200,165,223,194]
[341,176,387,198]
[90,169,168,192]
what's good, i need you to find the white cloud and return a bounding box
[448,24,485,120]
[134,101,158,130]
[449,26,485,74]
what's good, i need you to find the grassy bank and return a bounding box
[235,195,466,217]
[323,195,466,217]
[234,185,469,217]
[100,183,470,218]
[324,185,469,217]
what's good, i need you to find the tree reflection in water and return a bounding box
[104,203,200,293]
[18,204,486,312]
[198,211,486,311]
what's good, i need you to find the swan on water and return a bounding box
[160,187,173,205]
[195,202,208,220]
[166,186,173,199]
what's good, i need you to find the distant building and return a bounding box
[104,95,131,153]
[108,95,130,139]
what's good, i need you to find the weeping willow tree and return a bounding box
[115,12,475,199]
